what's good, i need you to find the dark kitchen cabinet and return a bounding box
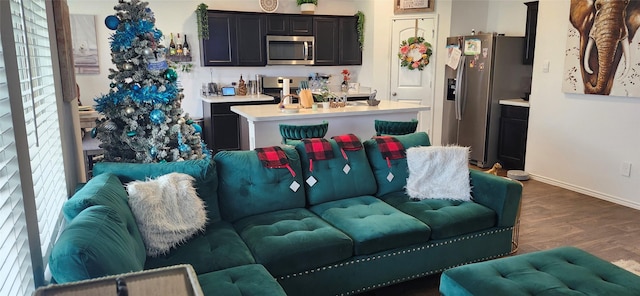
[313,17,339,65]
[523,1,538,65]
[498,105,529,170]
[200,11,266,66]
[339,16,362,65]
[314,16,361,66]
[202,100,274,153]
[266,15,313,35]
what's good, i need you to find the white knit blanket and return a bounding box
[127,173,207,256]
[405,146,472,201]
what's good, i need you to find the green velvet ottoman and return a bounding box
[440,246,640,296]
[198,264,286,296]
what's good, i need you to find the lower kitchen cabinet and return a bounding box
[202,100,274,153]
[498,104,529,170]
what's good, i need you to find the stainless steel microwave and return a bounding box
[266,35,314,65]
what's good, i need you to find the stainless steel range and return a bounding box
[261,76,309,103]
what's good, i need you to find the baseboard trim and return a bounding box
[529,174,640,211]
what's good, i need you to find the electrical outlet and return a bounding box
[620,162,632,177]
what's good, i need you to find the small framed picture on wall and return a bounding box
[394,0,434,14]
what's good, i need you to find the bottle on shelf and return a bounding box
[169,33,176,55]
[182,34,190,56]
[176,33,183,55]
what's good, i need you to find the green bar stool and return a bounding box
[279,121,329,144]
[374,119,418,136]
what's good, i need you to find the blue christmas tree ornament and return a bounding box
[165,68,178,82]
[91,127,97,138]
[192,123,202,134]
[150,146,158,158]
[105,15,120,30]
[149,109,165,124]
[127,131,137,137]
[132,83,141,91]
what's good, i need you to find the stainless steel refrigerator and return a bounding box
[442,34,532,168]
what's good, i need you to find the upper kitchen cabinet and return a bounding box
[339,16,362,65]
[200,11,266,66]
[314,16,361,66]
[266,15,313,35]
[523,1,538,65]
[313,17,339,65]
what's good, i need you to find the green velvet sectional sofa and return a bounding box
[49,132,523,295]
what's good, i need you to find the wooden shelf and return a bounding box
[167,54,193,63]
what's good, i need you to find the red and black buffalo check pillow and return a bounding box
[332,134,363,151]
[374,136,406,167]
[332,134,362,160]
[302,138,334,161]
[255,146,296,177]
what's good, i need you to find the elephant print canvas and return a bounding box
[563,0,640,96]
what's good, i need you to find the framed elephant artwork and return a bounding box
[563,0,640,97]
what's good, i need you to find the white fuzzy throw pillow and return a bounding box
[405,146,472,201]
[126,173,207,257]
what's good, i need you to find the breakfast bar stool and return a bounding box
[374,119,418,136]
[279,121,329,144]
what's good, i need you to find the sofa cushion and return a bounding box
[215,147,306,222]
[233,208,353,276]
[292,137,377,205]
[63,173,129,221]
[381,191,497,239]
[198,264,287,296]
[49,205,146,283]
[145,221,255,274]
[363,132,431,196]
[309,196,431,255]
[92,158,221,222]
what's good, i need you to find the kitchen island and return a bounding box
[201,94,275,153]
[231,100,430,150]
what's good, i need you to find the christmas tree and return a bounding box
[92,0,208,163]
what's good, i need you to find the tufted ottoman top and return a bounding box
[440,246,640,296]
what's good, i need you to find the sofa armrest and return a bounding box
[469,169,522,228]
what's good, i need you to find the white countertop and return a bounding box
[231,100,430,122]
[201,94,274,104]
[499,98,530,108]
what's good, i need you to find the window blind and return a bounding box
[0,0,67,291]
[0,29,35,296]
[11,0,67,263]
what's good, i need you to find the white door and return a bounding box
[390,17,436,136]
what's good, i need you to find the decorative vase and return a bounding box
[341,81,348,93]
[300,3,316,14]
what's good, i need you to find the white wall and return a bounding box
[68,0,640,209]
[487,1,527,36]
[68,0,363,118]
[526,0,640,209]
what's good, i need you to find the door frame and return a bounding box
[388,15,438,135]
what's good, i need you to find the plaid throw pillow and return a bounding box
[374,136,406,161]
[255,146,295,177]
[332,134,363,151]
[302,138,334,161]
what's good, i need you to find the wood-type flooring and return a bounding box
[360,173,640,295]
